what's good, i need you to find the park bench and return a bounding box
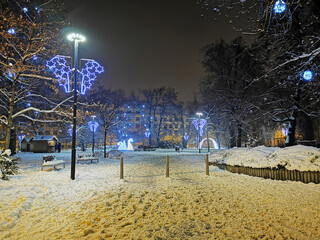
[41,155,65,171]
[77,153,99,164]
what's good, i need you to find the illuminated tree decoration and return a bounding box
[80,60,104,94]
[273,0,286,14]
[281,128,288,137]
[145,131,151,138]
[88,121,99,132]
[46,57,104,95]
[192,119,207,137]
[68,128,73,137]
[303,70,313,82]
[18,134,26,141]
[183,134,189,140]
[8,28,15,35]
[46,56,72,93]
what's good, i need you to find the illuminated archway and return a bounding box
[200,138,219,149]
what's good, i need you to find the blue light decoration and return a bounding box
[68,128,73,137]
[18,134,26,141]
[23,7,28,12]
[183,134,189,141]
[8,28,15,35]
[303,70,313,82]
[79,60,104,94]
[281,128,288,137]
[145,130,151,138]
[192,119,207,137]
[88,121,99,132]
[273,0,286,14]
[46,56,72,93]
[46,57,104,95]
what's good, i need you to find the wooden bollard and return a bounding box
[206,154,209,176]
[166,155,169,178]
[120,157,124,179]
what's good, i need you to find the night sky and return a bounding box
[66,0,239,101]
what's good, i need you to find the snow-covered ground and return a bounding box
[1,147,320,239]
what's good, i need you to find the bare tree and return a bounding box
[0,0,71,151]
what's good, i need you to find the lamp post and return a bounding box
[196,112,203,153]
[68,33,86,180]
[46,32,104,180]
[88,115,99,154]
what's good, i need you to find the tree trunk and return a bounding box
[5,82,16,150]
[237,123,242,147]
[104,128,107,158]
[229,126,236,148]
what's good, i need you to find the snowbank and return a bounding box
[210,145,320,171]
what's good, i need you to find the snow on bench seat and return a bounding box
[77,153,99,164]
[41,160,65,171]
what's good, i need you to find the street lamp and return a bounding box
[88,115,99,154]
[196,113,203,153]
[46,32,104,180]
[68,33,85,180]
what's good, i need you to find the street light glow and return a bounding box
[67,33,86,42]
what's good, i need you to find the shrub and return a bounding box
[0,149,19,180]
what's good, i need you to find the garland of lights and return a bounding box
[46,56,104,95]
[192,119,207,137]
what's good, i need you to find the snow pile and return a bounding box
[105,150,128,159]
[210,145,320,171]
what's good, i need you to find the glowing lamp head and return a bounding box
[303,70,313,81]
[196,112,203,118]
[67,33,86,42]
[274,0,286,14]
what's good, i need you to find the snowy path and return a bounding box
[1,150,320,239]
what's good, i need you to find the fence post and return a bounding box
[166,155,169,178]
[206,154,209,176]
[120,157,123,179]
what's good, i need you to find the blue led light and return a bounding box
[79,60,104,94]
[303,70,313,81]
[88,121,99,132]
[23,7,28,12]
[68,128,73,137]
[46,56,72,93]
[192,119,207,137]
[46,56,104,94]
[8,28,15,34]
[274,0,286,14]
[145,131,151,138]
